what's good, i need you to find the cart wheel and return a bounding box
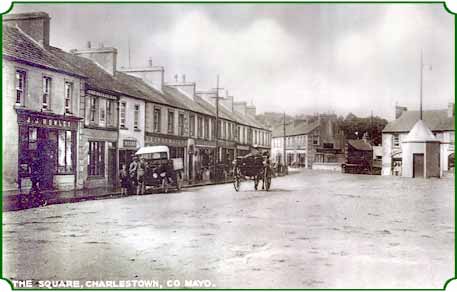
[233,176,240,192]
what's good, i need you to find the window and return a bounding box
[154,107,161,133]
[204,118,209,139]
[120,102,126,128]
[15,70,26,105]
[393,134,400,147]
[89,97,97,123]
[58,130,74,173]
[450,132,455,144]
[106,100,115,126]
[42,76,52,109]
[168,111,175,134]
[217,120,222,139]
[228,123,232,140]
[178,113,185,136]
[88,141,105,176]
[190,115,195,137]
[64,82,73,114]
[197,116,203,138]
[99,99,106,124]
[134,104,140,129]
[312,135,319,146]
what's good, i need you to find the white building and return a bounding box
[382,104,454,177]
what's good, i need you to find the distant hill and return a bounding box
[255,112,295,129]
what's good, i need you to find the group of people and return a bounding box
[120,155,145,195]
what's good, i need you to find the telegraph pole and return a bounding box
[420,50,423,120]
[212,75,224,180]
[283,112,288,175]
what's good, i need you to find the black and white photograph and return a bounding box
[1,1,455,289]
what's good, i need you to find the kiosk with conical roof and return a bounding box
[401,119,441,178]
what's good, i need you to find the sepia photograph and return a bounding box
[1,1,455,289]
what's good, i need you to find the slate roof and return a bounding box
[50,46,168,103]
[162,86,213,116]
[383,110,454,133]
[271,120,320,137]
[2,24,86,78]
[347,139,373,151]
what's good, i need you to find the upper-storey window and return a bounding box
[153,107,161,133]
[190,115,195,137]
[64,82,73,114]
[42,76,52,110]
[120,102,127,128]
[204,118,209,139]
[16,70,26,105]
[134,104,140,130]
[178,113,185,136]
[393,134,400,147]
[168,111,175,134]
[197,116,203,138]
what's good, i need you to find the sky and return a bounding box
[11,3,455,120]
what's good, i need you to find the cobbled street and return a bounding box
[3,169,454,289]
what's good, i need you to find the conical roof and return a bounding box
[403,119,438,142]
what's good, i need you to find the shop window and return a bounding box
[42,76,52,110]
[57,130,74,174]
[120,102,126,128]
[154,107,161,133]
[15,70,26,105]
[64,82,73,114]
[88,141,105,176]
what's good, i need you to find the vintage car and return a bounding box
[135,145,183,193]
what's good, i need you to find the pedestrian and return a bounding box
[28,155,46,207]
[137,157,145,195]
[119,164,129,196]
[129,156,138,195]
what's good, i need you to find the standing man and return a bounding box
[129,155,138,195]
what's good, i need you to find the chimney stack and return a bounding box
[233,101,248,116]
[221,96,234,112]
[246,104,256,118]
[87,41,91,49]
[118,60,164,91]
[72,46,118,76]
[3,12,51,47]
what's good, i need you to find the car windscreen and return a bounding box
[141,152,168,160]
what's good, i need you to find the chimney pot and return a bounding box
[87,41,91,49]
[182,74,186,83]
[148,58,153,67]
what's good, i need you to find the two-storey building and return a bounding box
[271,114,344,170]
[3,14,86,192]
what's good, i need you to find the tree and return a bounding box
[337,113,387,146]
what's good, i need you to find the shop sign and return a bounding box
[123,139,137,148]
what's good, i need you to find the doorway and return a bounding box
[108,146,117,186]
[413,153,424,178]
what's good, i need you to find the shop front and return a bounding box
[193,139,216,183]
[119,138,139,170]
[16,109,80,191]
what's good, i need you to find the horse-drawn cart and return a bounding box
[232,154,272,192]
